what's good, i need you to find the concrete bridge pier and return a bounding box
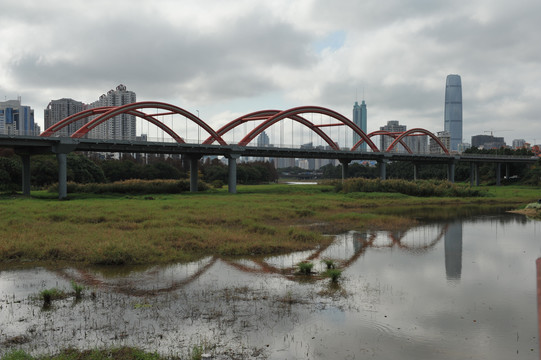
[20,154,31,196]
[413,163,418,181]
[340,160,350,182]
[56,153,68,199]
[52,140,78,200]
[189,155,201,192]
[496,163,501,186]
[470,162,480,186]
[379,159,387,180]
[227,154,240,194]
[447,161,456,183]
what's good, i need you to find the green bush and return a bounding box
[339,178,483,197]
[48,179,209,194]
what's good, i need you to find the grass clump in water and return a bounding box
[297,261,314,275]
[324,268,343,283]
[71,281,84,300]
[39,288,67,308]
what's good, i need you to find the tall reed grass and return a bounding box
[48,179,209,194]
[339,178,483,197]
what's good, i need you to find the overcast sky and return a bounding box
[1,0,540,145]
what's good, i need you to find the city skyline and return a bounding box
[0,1,539,145]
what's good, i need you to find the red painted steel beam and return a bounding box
[236,106,379,152]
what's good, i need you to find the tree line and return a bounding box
[0,147,539,192]
[0,149,278,192]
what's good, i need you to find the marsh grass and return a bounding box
[0,184,537,265]
[324,268,343,283]
[39,288,67,307]
[71,281,84,300]
[297,261,314,274]
[2,347,166,360]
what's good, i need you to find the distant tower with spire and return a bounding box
[353,97,367,151]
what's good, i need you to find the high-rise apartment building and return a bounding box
[512,139,526,149]
[379,120,427,154]
[380,120,406,153]
[353,100,367,151]
[256,131,270,147]
[87,84,136,140]
[0,98,37,135]
[444,74,463,151]
[44,98,85,136]
[430,131,451,154]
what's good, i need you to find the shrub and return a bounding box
[49,179,209,194]
[339,178,483,197]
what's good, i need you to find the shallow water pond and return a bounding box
[1,213,540,359]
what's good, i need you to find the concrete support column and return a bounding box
[496,163,501,186]
[189,156,200,192]
[413,163,418,181]
[21,154,31,196]
[56,153,68,200]
[379,160,387,180]
[227,154,240,194]
[470,163,475,187]
[340,160,350,183]
[475,163,480,186]
[447,162,455,183]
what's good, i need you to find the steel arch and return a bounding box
[387,128,449,154]
[204,109,340,150]
[42,106,185,143]
[41,107,113,137]
[69,102,227,145]
[236,106,380,152]
[352,130,412,153]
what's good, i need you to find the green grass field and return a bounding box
[0,183,539,266]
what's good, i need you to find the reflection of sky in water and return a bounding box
[0,214,539,359]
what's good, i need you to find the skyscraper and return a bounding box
[0,98,36,135]
[88,84,136,140]
[352,100,367,151]
[44,98,85,136]
[444,74,463,151]
[380,120,406,153]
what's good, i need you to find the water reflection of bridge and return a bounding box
[58,222,464,296]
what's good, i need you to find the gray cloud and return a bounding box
[1,0,540,143]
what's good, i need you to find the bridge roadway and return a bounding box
[0,135,537,199]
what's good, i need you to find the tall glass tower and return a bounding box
[444,75,463,151]
[353,100,367,151]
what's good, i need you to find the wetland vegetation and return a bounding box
[0,182,539,267]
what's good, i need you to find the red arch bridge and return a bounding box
[0,101,536,199]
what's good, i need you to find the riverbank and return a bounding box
[0,184,538,266]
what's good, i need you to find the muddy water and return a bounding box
[1,213,540,359]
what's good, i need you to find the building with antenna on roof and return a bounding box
[352,99,367,151]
